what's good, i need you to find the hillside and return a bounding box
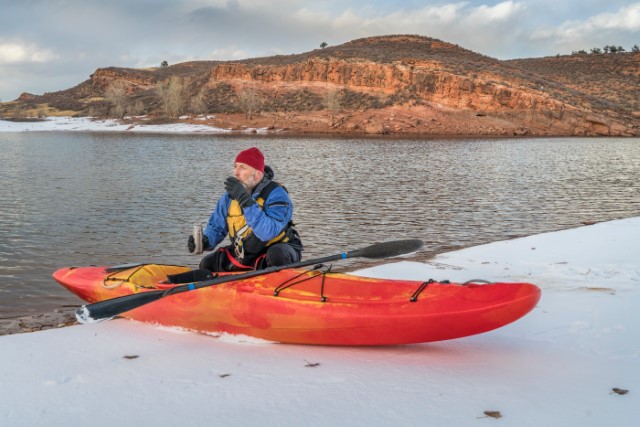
[2,35,638,136]
[507,53,640,116]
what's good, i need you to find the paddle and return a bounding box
[76,239,424,323]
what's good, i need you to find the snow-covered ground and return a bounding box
[0,116,268,133]
[1,217,638,426]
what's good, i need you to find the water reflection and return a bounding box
[1,132,639,316]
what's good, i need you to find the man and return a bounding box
[188,147,302,272]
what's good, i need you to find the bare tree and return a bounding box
[128,99,146,116]
[11,102,25,119]
[238,87,260,119]
[190,88,208,115]
[36,105,48,118]
[157,77,188,118]
[324,88,343,127]
[105,81,128,118]
[325,88,341,113]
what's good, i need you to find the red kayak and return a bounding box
[53,264,540,345]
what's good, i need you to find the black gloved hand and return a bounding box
[188,235,210,253]
[224,177,256,208]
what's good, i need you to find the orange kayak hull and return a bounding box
[53,264,541,346]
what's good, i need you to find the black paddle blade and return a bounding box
[75,290,165,323]
[347,239,424,259]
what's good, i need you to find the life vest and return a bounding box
[226,181,293,265]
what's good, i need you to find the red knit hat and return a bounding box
[235,147,264,172]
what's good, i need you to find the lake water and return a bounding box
[1,132,639,317]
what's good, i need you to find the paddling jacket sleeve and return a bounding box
[203,196,231,249]
[242,184,292,241]
[203,183,293,248]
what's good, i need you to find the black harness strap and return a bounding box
[256,180,282,201]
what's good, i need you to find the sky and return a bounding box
[0,0,639,102]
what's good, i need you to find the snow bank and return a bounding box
[0,116,270,134]
[1,217,638,426]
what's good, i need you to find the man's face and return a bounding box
[234,162,262,190]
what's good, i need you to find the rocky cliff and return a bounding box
[4,35,639,136]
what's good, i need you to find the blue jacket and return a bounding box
[203,166,293,250]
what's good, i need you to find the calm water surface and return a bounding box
[1,132,639,317]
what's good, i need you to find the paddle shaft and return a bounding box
[165,252,347,296]
[76,239,423,322]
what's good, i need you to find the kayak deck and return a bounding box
[53,264,541,345]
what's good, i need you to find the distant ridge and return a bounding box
[2,35,638,136]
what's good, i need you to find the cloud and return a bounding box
[207,47,251,61]
[464,1,527,24]
[302,2,529,58]
[530,3,640,53]
[1,1,638,101]
[0,41,58,64]
[583,3,640,31]
[532,3,640,40]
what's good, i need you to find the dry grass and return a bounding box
[508,53,640,114]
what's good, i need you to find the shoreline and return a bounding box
[0,217,626,336]
[0,219,620,336]
[0,309,77,336]
[2,114,637,138]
